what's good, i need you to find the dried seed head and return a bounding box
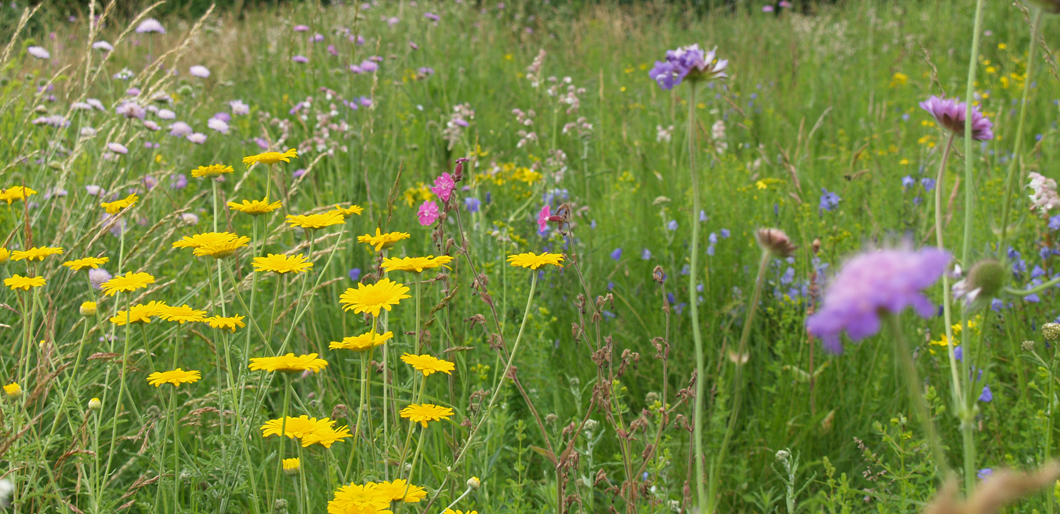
[652,265,666,284]
[755,228,797,258]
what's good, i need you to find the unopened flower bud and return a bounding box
[1043,323,1060,343]
[1022,340,1037,352]
[282,458,300,476]
[467,476,481,490]
[954,259,1005,306]
[755,228,797,259]
[775,449,790,462]
[80,301,97,317]
[89,397,102,410]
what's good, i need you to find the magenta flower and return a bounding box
[360,60,378,72]
[417,200,440,225]
[189,65,210,78]
[806,247,952,353]
[919,96,994,141]
[293,25,310,32]
[431,172,455,202]
[649,44,728,90]
[311,33,324,43]
[292,55,309,63]
[537,205,551,232]
[327,44,338,56]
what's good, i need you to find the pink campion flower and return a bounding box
[537,205,551,232]
[187,133,207,144]
[136,18,165,34]
[431,173,455,202]
[106,142,128,154]
[919,96,994,141]
[189,65,210,78]
[806,247,951,353]
[27,46,50,59]
[417,200,440,225]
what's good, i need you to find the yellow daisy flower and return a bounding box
[100,193,139,214]
[301,423,353,448]
[146,368,201,387]
[80,301,98,317]
[3,383,21,398]
[375,479,428,503]
[327,483,392,514]
[443,510,478,514]
[62,256,108,271]
[228,198,282,216]
[101,271,156,296]
[330,204,364,217]
[5,274,45,291]
[282,458,300,475]
[357,228,411,252]
[507,252,565,270]
[400,403,454,428]
[248,353,328,373]
[261,415,336,441]
[172,232,240,249]
[109,301,169,325]
[285,211,345,230]
[243,148,297,167]
[381,255,453,273]
[253,254,313,274]
[205,314,246,332]
[11,246,64,261]
[400,353,455,376]
[159,304,207,324]
[0,248,9,264]
[0,186,36,205]
[192,236,251,258]
[191,164,234,178]
[339,278,411,317]
[329,331,393,351]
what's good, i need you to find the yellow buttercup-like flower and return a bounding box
[327,483,392,514]
[400,403,454,428]
[146,368,201,387]
[285,211,345,230]
[191,164,234,178]
[0,186,36,205]
[100,272,156,296]
[301,422,353,448]
[5,274,45,291]
[0,248,9,264]
[159,304,207,324]
[109,301,169,325]
[253,254,313,274]
[507,252,565,270]
[228,198,282,216]
[339,278,411,317]
[62,256,108,271]
[173,232,241,249]
[80,301,98,317]
[329,331,393,351]
[381,255,453,273]
[400,353,455,377]
[249,353,328,373]
[443,510,478,514]
[375,479,427,503]
[100,193,139,214]
[193,236,251,258]
[261,416,319,440]
[358,228,411,252]
[243,148,297,167]
[12,246,64,261]
[205,314,246,332]
[3,383,21,398]
[330,204,364,217]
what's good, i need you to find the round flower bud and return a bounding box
[3,383,21,398]
[467,476,481,490]
[80,301,98,317]
[953,259,1005,306]
[1027,0,1060,13]
[755,228,797,259]
[282,458,300,476]
[0,248,9,265]
[1042,323,1060,343]
[1022,340,1037,352]
[89,397,102,410]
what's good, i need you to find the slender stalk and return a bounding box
[297,445,310,514]
[998,7,1043,252]
[169,385,181,511]
[102,294,134,496]
[934,134,964,409]
[270,375,293,508]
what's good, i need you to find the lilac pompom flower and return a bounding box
[136,18,165,34]
[189,65,210,78]
[649,44,728,90]
[919,96,994,141]
[28,46,50,59]
[806,247,952,353]
[292,55,309,64]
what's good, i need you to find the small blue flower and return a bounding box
[667,292,676,305]
[977,468,993,480]
[708,232,718,245]
[607,281,615,290]
[641,248,652,260]
[1050,215,1060,231]
[978,385,993,403]
[485,191,492,204]
[610,248,622,261]
[921,178,936,192]
[699,210,708,222]
[991,298,1004,312]
[464,197,481,212]
[680,264,690,275]
[954,346,963,361]
[707,245,715,256]
[819,188,841,212]
[902,175,914,189]
[720,229,730,238]
[667,220,678,231]
[348,268,361,282]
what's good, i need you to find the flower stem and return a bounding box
[961,0,986,266]
[169,384,181,510]
[998,7,1043,253]
[884,313,951,477]
[934,134,964,411]
[271,375,293,508]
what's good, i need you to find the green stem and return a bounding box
[297,445,309,514]
[170,385,180,511]
[270,375,293,507]
[998,7,1043,252]
[686,81,709,514]
[934,134,964,410]
[102,294,134,497]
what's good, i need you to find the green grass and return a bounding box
[0,0,1059,512]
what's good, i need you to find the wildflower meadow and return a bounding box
[3,0,1060,512]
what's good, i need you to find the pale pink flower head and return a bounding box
[92,40,113,52]
[189,65,210,78]
[27,46,50,59]
[187,133,207,144]
[431,172,455,202]
[106,142,128,154]
[136,18,165,34]
[417,200,440,226]
[292,55,309,63]
[293,25,310,32]
[537,204,551,232]
[1028,172,1060,215]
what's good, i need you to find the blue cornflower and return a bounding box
[819,188,841,212]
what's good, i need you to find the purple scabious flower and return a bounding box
[230,100,250,115]
[292,55,309,63]
[293,25,310,32]
[649,44,728,90]
[171,174,188,190]
[424,12,440,21]
[919,96,994,141]
[89,268,112,289]
[806,247,952,353]
[187,133,207,144]
[28,46,50,59]
[136,18,165,34]
[641,248,652,260]
[168,122,192,137]
[189,65,210,78]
